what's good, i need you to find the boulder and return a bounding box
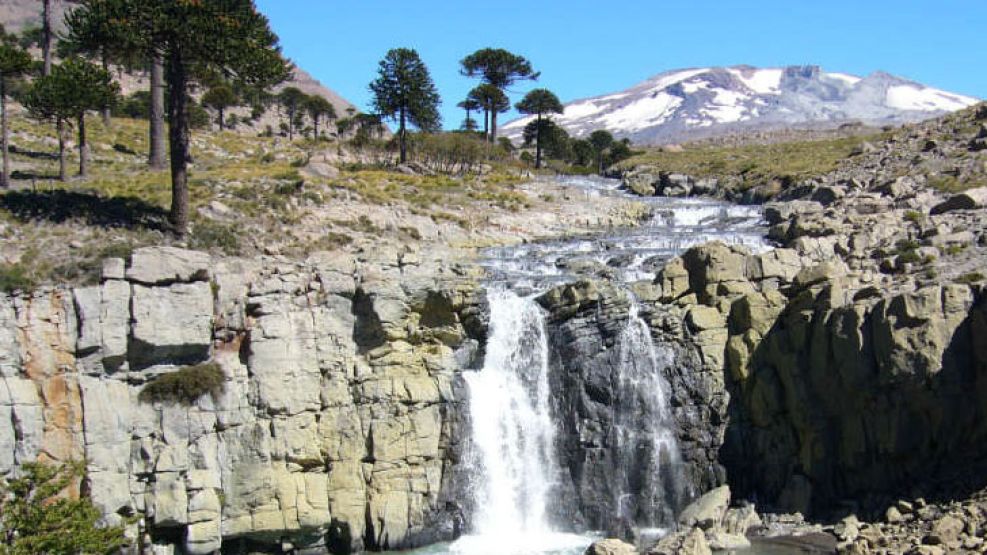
[585,538,638,555]
[126,247,212,285]
[659,173,694,197]
[930,186,987,215]
[302,161,339,179]
[678,485,731,530]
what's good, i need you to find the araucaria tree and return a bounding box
[0,30,33,188]
[516,88,564,168]
[202,84,238,130]
[67,0,292,235]
[25,57,119,179]
[304,94,336,138]
[460,48,538,142]
[369,47,441,163]
[278,86,306,140]
[467,84,508,140]
[456,97,480,131]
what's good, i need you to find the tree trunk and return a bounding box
[1,76,9,188]
[42,0,53,76]
[167,50,191,236]
[399,107,407,164]
[490,110,498,144]
[101,51,112,127]
[313,115,319,138]
[535,114,542,169]
[148,55,167,169]
[217,107,224,131]
[483,108,489,139]
[57,120,67,181]
[78,114,88,178]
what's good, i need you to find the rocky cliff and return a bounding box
[0,245,486,554]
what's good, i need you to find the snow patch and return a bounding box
[825,72,862,86]
[728,68,783,94]
[558,101,606,120]
[646,68,710,93]
[600,92,683,131]
[886,85,978,112]
[700,88,751,123]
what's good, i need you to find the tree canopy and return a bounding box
[0,28,34,188]
[516,88,564,169]
[460,48,537,142]
[304,94,336,138]
[202,84,238,130]
[369,47,441,162]
[66,0,293,234]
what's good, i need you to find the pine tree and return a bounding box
[457,98,481,131]
[278,86,306,140]
[467,84,509,141]
[202,84,238,130]
[304,95,336,138]
[0,462,129,554]
[460,48,538,142]
[369,48,441,163]
[0,30,33,188]
[25,58,119,179]
[66,0,292,235]
[516,88,564,169]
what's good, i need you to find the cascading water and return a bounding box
[418,176,771,555]
[612,301,691,531]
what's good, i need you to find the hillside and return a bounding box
[502,65,979,145]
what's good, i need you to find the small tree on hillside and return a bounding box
[304,94,336,138]
[202,84,239,131]
[516,88,564,169]
[468,84,509,141]
[460,48,538,142]
[589,129,615,174]
[278,86,307,140]
[0,31,33,188]
[457,97,481,131]
[369,47,441,163]
[0,462,128,553]
[66,0,292,235]
[25,58,119,179]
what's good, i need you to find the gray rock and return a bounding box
[931,186,987,215]
[127,247,212,285]
[679,486,731,530]
[131,282,214,369]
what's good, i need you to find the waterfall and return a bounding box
[452,288,589,555]
[612,300,691,531]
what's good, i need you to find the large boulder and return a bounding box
[585,538,638,555]
[126,246,211,285]
[678,485,731,530]
[930,186,987,215]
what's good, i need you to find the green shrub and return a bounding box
[956,272,985,284]
[189,220,242,255]
[944,243,968,256]
[896,250,921,265]
[139,363,225,405]
[259,152,276,164]
[904,210,923,223]
[0,263,35,293]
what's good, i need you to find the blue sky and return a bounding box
[256,1,986,130]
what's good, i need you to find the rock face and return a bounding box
[0,246,484,554]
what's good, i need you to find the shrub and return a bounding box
[0,263,35,293]
[956,272,985,284]
[139,363,225,405]
[904,210,923,223]
[189,220,242,255]
[0,461,129,554]
[944,243,968,256]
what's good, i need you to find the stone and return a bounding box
[126,246,212,285]
[302,161,339,179]
[659,173,693,197]
[678,485,731,530]
[705,530,751,550]
[928,514,964,545]
[585,538,638,555]
[680,527,712,555]
[131,282,213,369]
[930,186,987,215]
[102,257,126,280]
[794,260,846,289]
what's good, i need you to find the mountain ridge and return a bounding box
[503,65,980,145]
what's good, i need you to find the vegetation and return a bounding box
[24,57,119,179]
[516,88,564,169]
[67,0,293,235]
[304,94,336,138]
[139,362,226,405]
[202,84,239,131]
[956,271,985,284]
[0,28,33,188]
[0,461,128,554]
[460,48,538,142]
[369,48,441,163]
[617,133,888,189]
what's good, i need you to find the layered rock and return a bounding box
[0,246,484,554]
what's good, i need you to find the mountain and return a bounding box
[502,65,980,145]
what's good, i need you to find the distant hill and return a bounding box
[502,65,980,145]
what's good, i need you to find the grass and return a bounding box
[0,263,35,293]
[956,272,985,285]
[617,133,888,191]
[138,363,225,405]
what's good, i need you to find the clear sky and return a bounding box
[255,0,986,130]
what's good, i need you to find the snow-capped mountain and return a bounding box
[502,65,980,145]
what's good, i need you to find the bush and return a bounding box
[0,462,129,554]
[189,219,242,255]
[139,363,225,405]
[904,210,923,223]
[957,272,985,284]
[0,263,35,293]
